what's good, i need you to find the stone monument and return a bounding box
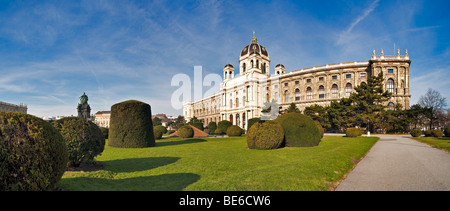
[77,92,91,119]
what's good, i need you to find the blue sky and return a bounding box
[0,0,449,117]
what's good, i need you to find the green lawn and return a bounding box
[412,137,450,152]
[58,136,378,191]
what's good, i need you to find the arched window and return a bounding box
[306,87,312,100]
[285,90,289,102]
[262,63,266,74]
[345,83,352,97]
[243,96,246,106]
[251,60,254,68]
[332,84,339,98]
[295,88,300,101]
[275,92,279,102]
[236,97,239,108]
[387,79,395,93]
[243,63,246,72]
[256,60,259,69]
[388,102,395,111]
[319,85,325,99]
[266,93,270,102]
[230,114,233,123]
[230,99,233,108]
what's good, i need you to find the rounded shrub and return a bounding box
[410,129,422,137]
[0,112,68,191]
[445,126,450,137]
[53,117,105,167]
[154,125,167,135]
[208,122,217,132]
[247,118,262,131]
[346,128,362,137]
[431,129,443,138]
[227,125,243,137]
[214,128,224,135]
[178,126,194,138]
[108,100,155,148]
[247,120,284,150]
[191,122,204,131]
[314,121,324,138]
[276,113,321,147]
[217,120,232,133]
[424,130,432,137]
[153,127,163,140]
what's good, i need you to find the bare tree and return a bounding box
[418,88,448,129]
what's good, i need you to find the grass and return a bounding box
[58,135,378,191]
[411,136,450,152]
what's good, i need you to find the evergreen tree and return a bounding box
[287,103,300,113]
[349,72,392,132]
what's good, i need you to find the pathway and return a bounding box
[335,135,450,191]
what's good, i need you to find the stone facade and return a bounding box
[0,101,27,113]
[183,35,411,129]
[94,111,111,128]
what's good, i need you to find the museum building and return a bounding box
[183,34,411,130]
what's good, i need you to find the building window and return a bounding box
[236,98,239,108]
[285,90,289,102]
[243,96,246,107]
[295,88,300,101]
[332,84,338,98]
[307,79,311,83]
[332,75,337,80]
[387,78,395,93]
[361,72,366,78]
[388,68,394,74]
[275,92,279,102]
[388,102,395,111]
[256,60,259,69]
[306,87,312,100]
[243,63,246,72]
[284,83,288,87]
[251,60,254,68]
[230,99,232,108]
[262,63,266,73]
[345,83,352,97]
[295,80,299,85]
[319,85,325,99]
[319,77,324,81]
[346,74,351,79]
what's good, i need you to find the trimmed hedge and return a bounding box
[178,126,194,138]
[314,121,324,138]
[247,120,284,150]
[108,100,155,148]
[410,129,422,137]
[424,130,432,137]
[445,126,450,137]
[431,129,443,138]
[53,117,105,167]
[208,122,217,132]
[191,122,204,131]
[247,118,261,131]
[276,113,321,147]
[99,127,109,139]
[0,112,68,191]
[227,125,243,137]
[217,120,232,133]
[154,125,167,134]
[214,128,224,135]
[346,128,362,137]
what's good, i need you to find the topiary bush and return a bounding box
[410,129,422,137]
[314,121,324,138]
[247,120,284,150]
[217,120,232,133]
[214,128,224,135]
[108,100,155,148]
[0,112,68,191]
[153,126,164,140]
[247,118,262,131]
[53,117,105,167]
[208,122,217,132]
[227,125,243,137]
[178,125,194,138]
[154,125,167,135]
[99,127,109,139]
[346,128,362,137]
[191,122,204,131]
[276,113,321,147]
[445,126,450,137]
[424,130,432,137]
[431,129,443,138]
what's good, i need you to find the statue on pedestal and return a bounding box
[77,92,91,119]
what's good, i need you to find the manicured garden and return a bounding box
[58,135,378,191]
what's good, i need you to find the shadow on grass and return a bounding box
[101,157,180,173]
[62,173,200,191]
[156,138,207,147]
